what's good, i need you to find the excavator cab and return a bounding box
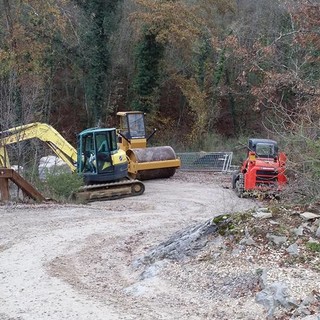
[77,128,128,184]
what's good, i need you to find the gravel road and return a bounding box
[0,172,271,319]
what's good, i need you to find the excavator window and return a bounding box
[81,134,96,173]
[78,130,119,175]
[96,131,117,153]
[95,133,114,173]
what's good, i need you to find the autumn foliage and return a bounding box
[0,0,319,201]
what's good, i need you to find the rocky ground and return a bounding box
[0,171,319,320]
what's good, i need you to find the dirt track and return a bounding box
[0,172,259,320]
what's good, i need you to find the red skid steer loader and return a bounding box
[232,138,287,197]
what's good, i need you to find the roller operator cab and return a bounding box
[77,128,128,185]
[117,111,181,180]
[118,111,147,146]
[232,138,287,197]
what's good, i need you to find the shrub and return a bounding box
[41,168,83,202]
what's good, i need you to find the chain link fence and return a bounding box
[176,152,233,173]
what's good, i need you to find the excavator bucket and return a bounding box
[117,111,181,180]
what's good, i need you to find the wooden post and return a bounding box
[0,172,10,201]
[0,168,45,202]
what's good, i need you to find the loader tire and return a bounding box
[232,172,239,189]
[235,173,244,198]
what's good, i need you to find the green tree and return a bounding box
[131,30,164,113]
[75,0,123,126]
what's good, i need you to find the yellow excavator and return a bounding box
[0,123,145,201]
[117,111,181,180]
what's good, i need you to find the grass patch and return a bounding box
[212,211,253,237]
[306,242,320,253]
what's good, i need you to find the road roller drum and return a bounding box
[126,146,179,180]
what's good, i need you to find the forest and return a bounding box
[0,0,319,202]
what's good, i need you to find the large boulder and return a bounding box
[38,155,71,180]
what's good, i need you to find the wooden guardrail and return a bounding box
[0,168,45,202]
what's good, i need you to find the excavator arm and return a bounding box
[0,122,77,171]
[0,122,145,202]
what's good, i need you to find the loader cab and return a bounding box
[77,128,128,184]
[248,138,278,159]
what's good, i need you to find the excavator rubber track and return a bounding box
[74,179,145,202]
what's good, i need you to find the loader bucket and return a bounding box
[126,146,180,180]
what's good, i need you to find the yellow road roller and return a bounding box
[117,111,181,180]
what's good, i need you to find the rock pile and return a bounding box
[135,206,320,319]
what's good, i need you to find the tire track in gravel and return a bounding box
[0,174,258,320]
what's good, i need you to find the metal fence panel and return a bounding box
[177,152,233,172]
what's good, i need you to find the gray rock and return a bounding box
[123,283,147,297]
[140,260,167,280]
[292,292,319,318]
[301,292,317,306]
[252,211,273,219]
[239,237,256,246]
[299,315,320,320]
[316,226,320,238]
[286,243,299,256]
[267,234,288,245]
[135,219,219,266]
[300,212,320,221]
[239,227,257,246]
[256,268,268,289]
[256,282,293,318]
[309,225,318,233]
[292,226,304,236]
